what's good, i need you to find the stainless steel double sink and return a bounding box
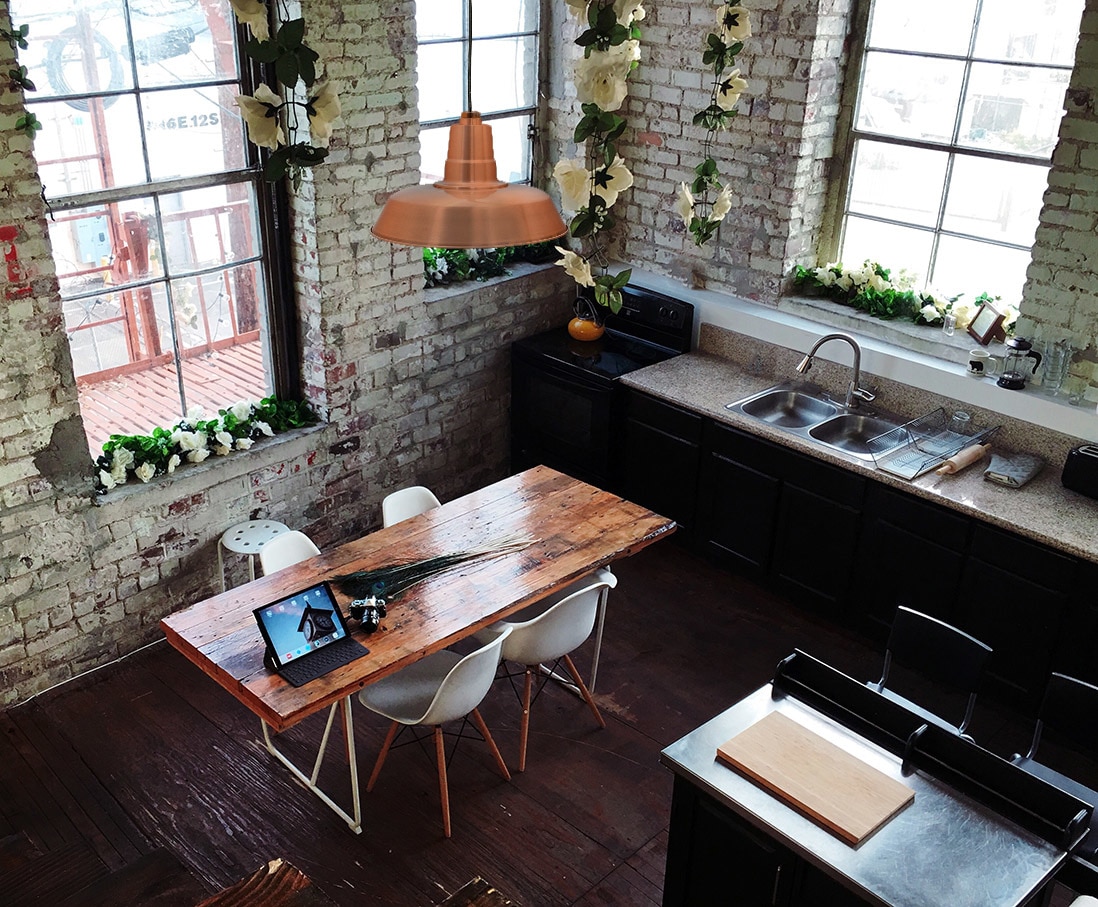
[726,382,907,463]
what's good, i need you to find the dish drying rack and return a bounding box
[868,409,1000,480]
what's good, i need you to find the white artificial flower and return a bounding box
[185,405,205,422]
[235,437,254,451]
[951,302,976,329]
[254,421,275,437]
[229,0,270,41]
[718,5,752,43]
[229,400,254,421]
[920,303,943,323]
[710,184,733,222]
[565,0,588,18]
[999,304,1020,328]
[110,466,128,485]
[167,454,181,474]
[98,470,116,491]
[187,448,211,464]
[614,0,645,24]
[308,80,342,148]
[215,430,234,448]
[716,69,748,111]
[867,271,891,292]
[111,447,135,470]
[236,84,285,150]
[135,462,156,483]
[674,182,695,229]
[592,156,634,208]
[175,430,207,452]
[835,273,854,291]
[555,248,596,288]
[575,43,636,111]
[814,266,837,287]
[214,444,232,456]
[553,158,592,212]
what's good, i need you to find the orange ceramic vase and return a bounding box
[567,317,605,341]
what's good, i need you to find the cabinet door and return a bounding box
[664,777,791,907]
[772,457,865,617]
[1053,560,1098,687]
[856,485,970,636]
[622,392,702,537]
[955,525,1078,703]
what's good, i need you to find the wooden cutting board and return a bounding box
[716,711,914,845]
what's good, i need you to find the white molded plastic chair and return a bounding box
[381,485,442,528]
[358,627,512,837]
[258,530,321,574]
[482,569,617,772]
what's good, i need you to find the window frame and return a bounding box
[21,3,300,444]
[415,0,542,186]
[823,0,1076,291]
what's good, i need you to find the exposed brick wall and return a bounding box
[0,0,572,706]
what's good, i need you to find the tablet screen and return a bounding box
[253,581,349,668]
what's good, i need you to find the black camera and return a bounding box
[349,599,387,633]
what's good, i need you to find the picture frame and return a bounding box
[967,302,1006,345]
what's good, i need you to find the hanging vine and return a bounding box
[2,20,42,138]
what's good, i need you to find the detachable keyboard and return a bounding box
[276,636,369,687]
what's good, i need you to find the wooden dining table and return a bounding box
[160,465,676,832]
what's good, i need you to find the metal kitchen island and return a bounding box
[660,651,1092,907]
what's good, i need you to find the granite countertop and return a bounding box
[621,351,1098,565]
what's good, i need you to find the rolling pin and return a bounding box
[936,443,990,475]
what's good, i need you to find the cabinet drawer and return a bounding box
[783,453,865,505]
[625,391,703,442]
[704,420,793,476]
[969,524,1078,593]
[865,484,970,550]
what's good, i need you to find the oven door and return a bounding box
[511,348,619,488]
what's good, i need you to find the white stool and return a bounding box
[218,520,290,591]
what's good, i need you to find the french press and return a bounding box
[997,337,1042,390]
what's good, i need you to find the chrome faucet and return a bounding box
[795,333,875,409]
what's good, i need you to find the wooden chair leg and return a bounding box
[518,666,534,772]
[434,726,451,838]
[562,653,605,728]
[367,720,400,792]
[470,707,511,782]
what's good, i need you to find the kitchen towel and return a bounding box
[984,452,1045,488]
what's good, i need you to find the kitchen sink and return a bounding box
[727,382,907,463]
[739,389,838,428]
[808,413,903,456]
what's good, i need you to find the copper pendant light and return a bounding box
[372,111,567,249]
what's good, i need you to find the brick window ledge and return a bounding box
[423,260,557,304]
[92,422,330,508]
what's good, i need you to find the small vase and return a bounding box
[568,317,605,341]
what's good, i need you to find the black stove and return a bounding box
[511,283,694,487]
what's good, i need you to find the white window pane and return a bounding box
[857,52,966,143]
[867,0,978,55]
[957,62,1068,158]
[840,217,934,283]
[848,140,947,228]
[471,36,536,113]
[417,42,465,122]
[144,86,247,180]
[473,0,538,37]
[943,157,1048,245]
[131,0,240,88]
[486,114,532,183]
[419,126,449,183]
[161,184,261,275]
[931,236,1030,302]
[974,0,1085,65]
[16,0,135,102]
[31,96,149,194]
[417,0,464,40]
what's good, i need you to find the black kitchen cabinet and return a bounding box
[856,485,971,636]
[954,524,1078,704]
[664,776,865,907]
[1052,560,1098,687]
[621,390,703,541]
[697,421,785,575]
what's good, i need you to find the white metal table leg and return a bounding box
[261,697,362,834]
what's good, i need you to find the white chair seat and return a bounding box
[258,530,321,575]
[358,649,461,724]
[382,485,441,527]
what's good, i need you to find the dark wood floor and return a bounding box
[0,541,1088,905]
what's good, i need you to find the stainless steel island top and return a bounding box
[661,685,1067,907]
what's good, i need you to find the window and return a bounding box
[836,0,1084,301]
[14,0,296,452]
[414,0,541,185]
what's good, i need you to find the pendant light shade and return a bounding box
[372,112,567,249]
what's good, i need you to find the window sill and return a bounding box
[92,423,330,507]
[625,265,1098,444]
[423,260,558,304]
